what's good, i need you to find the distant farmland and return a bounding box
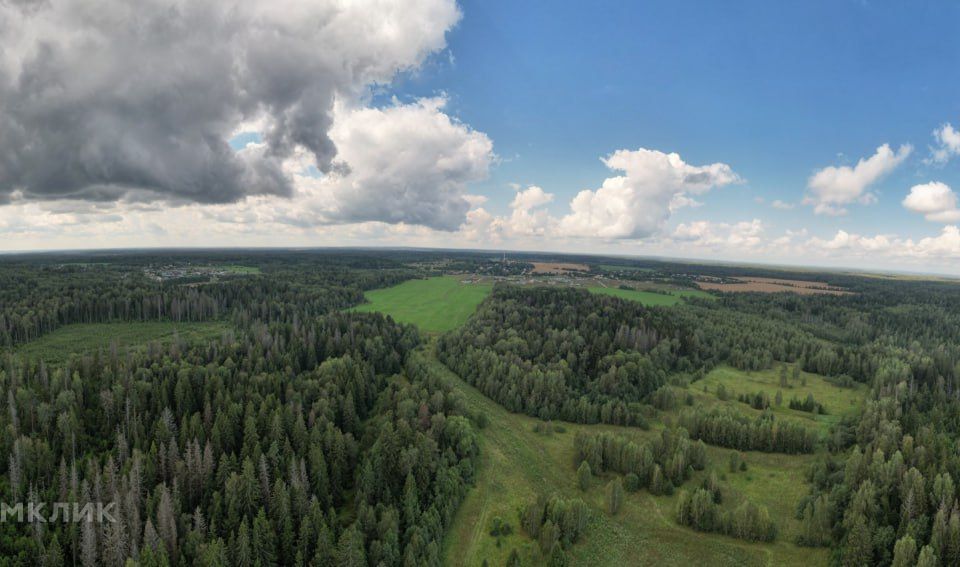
[350,276,492,333]
[531,262,590,274]
[697,277,851,295]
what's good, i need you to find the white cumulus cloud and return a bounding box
[503,186,555,236]
[805,144,912,216]
[557,149,740,239]
[287,97,495,230]
[902,181,960,223]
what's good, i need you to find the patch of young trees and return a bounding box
[738,390,771,410]
[678,407,818,454]
[676,489,777,542]
[789,393,826,414]
[520,494,590,561]
[573,428,707,493]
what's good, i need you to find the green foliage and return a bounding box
[489,516,513,538]
[573,429,706,490]
[788,393,826,414]
[891,535,917,567]
[587,287,712,307]
[738,390,771,410]
[0,301,473,566]
[676,489,777,542]
[608,478,624,515]
[679,407,818,454]
[576,461,592,492]
[520,495,590,550]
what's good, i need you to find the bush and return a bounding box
[489,516,513,537]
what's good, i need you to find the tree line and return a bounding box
[573,429,707,492]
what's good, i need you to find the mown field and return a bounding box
[425,345,838,566]
[6,321,230,364]
[350,276,493,333]
[589,286,714,306]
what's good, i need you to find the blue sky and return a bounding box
[6,0,960,272]
[390,0,960,238]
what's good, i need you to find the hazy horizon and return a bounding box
[3,243,960,280]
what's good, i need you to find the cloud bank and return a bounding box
[0,0,461,205]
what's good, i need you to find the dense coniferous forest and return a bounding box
[437,285,824,426]
[0,253,475,566]
[0,308,479,565]
[0,252,414,348]
[4,249,960,565]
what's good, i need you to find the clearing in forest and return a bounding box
[7,321,229,365]
[350,276,492,333]
[691,365,867,432]
[424,347,828,567]
[589,286,714,306]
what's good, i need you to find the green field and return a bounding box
[589,286,714,306]
[425,347,830,566]
[350,276,493,333]
[7,321,230,365]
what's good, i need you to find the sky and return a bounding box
[3,1,960,274]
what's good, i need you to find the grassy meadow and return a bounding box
[691,364,867,432]
[350,276,493,333]
[425,345,834,567]
[7,321,229,364]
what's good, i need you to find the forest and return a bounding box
[2,249,960,566]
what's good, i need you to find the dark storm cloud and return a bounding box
[0,0,460,205]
